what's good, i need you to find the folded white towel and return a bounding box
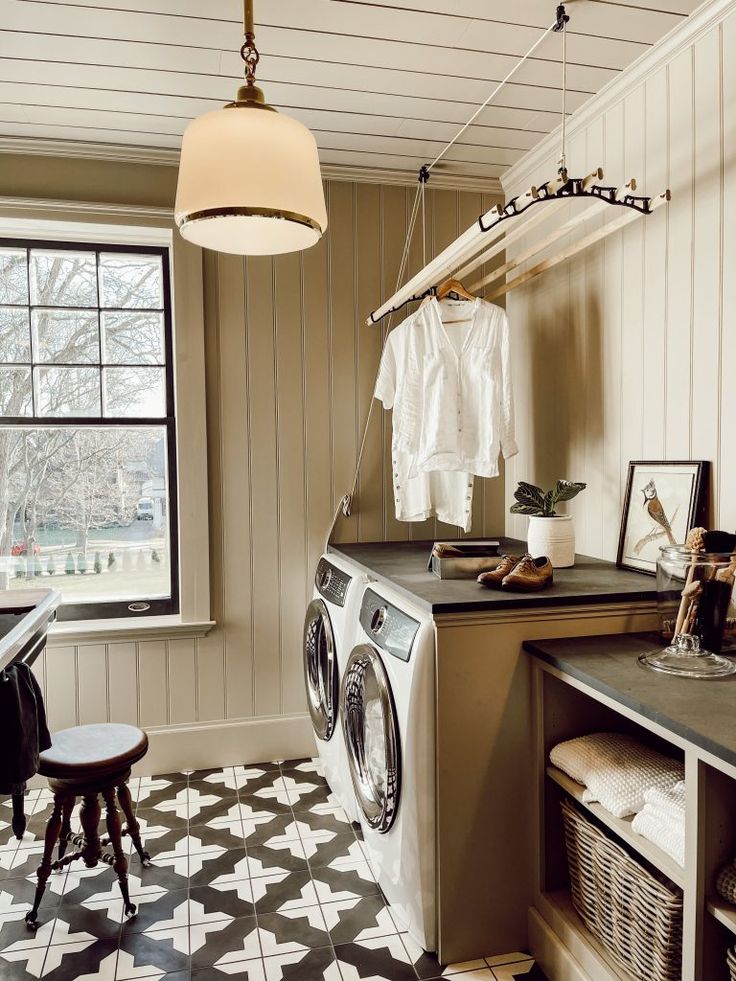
[640,781,686,837]
[580,754,684,820]
[645,780,686,818]
[550,733,642,785]
[551,733,684,818]
[645,803,685,836]
[632,807,686,868]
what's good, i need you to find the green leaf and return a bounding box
[542,490,556,516]
[550,480,586,505]
[513,481,545,510]
[510,501,544,515]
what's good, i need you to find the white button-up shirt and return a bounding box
[376,296,518,480]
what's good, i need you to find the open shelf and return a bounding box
[546,764,686,888]
[531,654,736,979]
[708,897,736,937]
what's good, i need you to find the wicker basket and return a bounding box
[561,797,683,981]
[727,944,736,981]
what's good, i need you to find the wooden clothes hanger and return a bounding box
[418,277,477,312]
[434,277,476,302]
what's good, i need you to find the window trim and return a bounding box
[0,218,201,634]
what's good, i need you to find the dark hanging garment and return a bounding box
[0,662,52,795]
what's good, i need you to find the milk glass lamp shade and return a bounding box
[175,104,328,256]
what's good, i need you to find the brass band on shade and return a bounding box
[176,206,324,235]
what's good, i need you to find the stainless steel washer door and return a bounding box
[342,644,400,833]
[303,599,338,741]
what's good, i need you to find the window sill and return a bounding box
[47,615,215,646]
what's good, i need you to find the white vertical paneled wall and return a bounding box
[503,2,736,558]
[35,178,504,772]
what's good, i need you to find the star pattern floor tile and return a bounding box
[0,761,546,981]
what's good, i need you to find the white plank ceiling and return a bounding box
[0,0,703,184]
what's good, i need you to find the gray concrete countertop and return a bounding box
[524,632,736,768]
[328,539,657,615]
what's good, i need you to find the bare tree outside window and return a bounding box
[0,241,178,619]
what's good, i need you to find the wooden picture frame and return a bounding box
[616,461,709,575]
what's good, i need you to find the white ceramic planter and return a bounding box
[527,515,575,568]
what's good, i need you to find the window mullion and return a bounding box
[25,246,36,418]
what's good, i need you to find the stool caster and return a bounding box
[25,911,39,930]
[124,901,137,917]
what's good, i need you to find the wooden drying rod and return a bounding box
[367,168,671,324]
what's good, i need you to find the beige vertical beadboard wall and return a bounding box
[0,154,503,769]
[502,0,736,561]
[200,180,505,730]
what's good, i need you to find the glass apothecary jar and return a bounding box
[640,546,736,678]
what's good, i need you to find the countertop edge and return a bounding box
[523,637,736,771]
[0,589,61,673]
[329,543,657,615]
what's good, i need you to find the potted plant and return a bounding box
[510,479,586,568]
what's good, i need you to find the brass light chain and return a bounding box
[241,0,260,86]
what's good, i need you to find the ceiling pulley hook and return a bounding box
[553,4,570,32]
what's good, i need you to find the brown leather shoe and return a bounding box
[502,554,553,591]
[477,554,522,589]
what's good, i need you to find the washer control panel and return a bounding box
[359,588,420,663]
[315,558,351,607]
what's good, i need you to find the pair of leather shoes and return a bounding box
[477,553,554,592]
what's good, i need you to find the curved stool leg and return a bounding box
[57,794,76,863]
[117,782,150,866]
[79,793,101,867]
[26,792,65,928]
[103,787,136,917]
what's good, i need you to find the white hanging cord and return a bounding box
[426,17,559,174]
[327,4,570,541]
[328,177,427,539]
[557,4,570,176]
[421,179,427,266]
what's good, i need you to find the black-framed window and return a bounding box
[0,238,179,620]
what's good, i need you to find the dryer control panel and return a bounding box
[315,558,351,607]
[359,588,420,663]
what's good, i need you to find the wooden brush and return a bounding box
[674,526,706,638]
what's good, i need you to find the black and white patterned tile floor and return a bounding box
[0,760,547,981]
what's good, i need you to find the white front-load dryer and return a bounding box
[303,554,362,825]
[341,581,437,951]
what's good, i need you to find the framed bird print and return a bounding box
[617,461,709,575]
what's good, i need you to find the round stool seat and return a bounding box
[39,724,149,781]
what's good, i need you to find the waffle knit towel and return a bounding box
[550,732,684,819]
[632,807,685,867]
[644,780,686,828]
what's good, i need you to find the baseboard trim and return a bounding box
[133,713,317,776]
[528,907,589,981]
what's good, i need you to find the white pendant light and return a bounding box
[175,0,328,256]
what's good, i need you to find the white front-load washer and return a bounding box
[341,581,437,951]
[303,553,363,825]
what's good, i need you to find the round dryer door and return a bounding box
[342,644,400,833]
[303,599,339,741]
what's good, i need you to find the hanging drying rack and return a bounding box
[328,3,671,536]
[365,2,671,325]
[367,174,670,324]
